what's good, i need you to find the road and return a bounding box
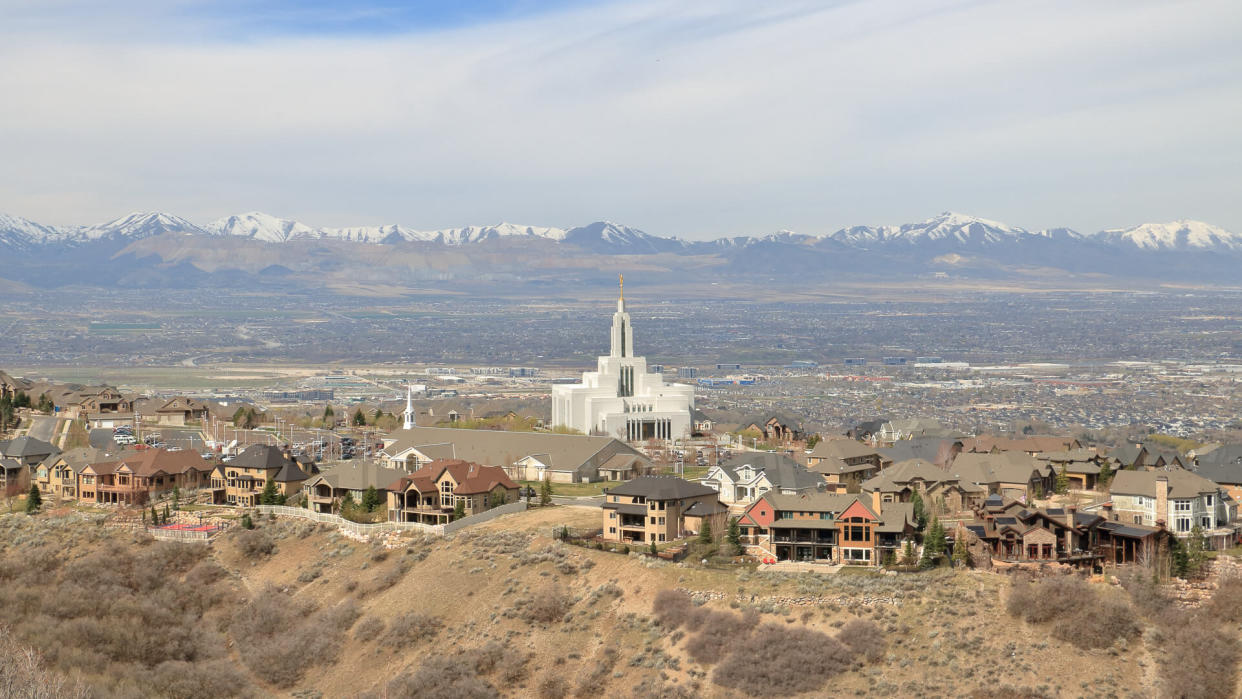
[26,416,59,441]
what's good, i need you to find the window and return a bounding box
[1176,518,1191,533]
[1202,517,1212,528]
[649,517,656,524]
[1174,500,1192,513]
[1207,495,1214,507]
[659,517,665,525]
[609,527,616,534]
[609,512,616,519]
[779,512,792,519]
[659,534,665,542]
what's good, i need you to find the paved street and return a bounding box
[26,416,60,442]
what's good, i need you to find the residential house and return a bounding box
[1036,449,1106,490]
[35,447,111,499]
[964,495,1104,567]
[876,417,953,442]
[380,427,650,483]
[1194,444,1242,504]
[153,397,210,426]
[738,491,914,566]
[78,448,216,505]
[700,452,823,505]
[0,436,60,468]
[948,452,1052,501]
[808,457,882,494]
[304,462,406,514]
[1108,470,1238,548]
[386,459,519,524]
[690,408,715,436]
[861,458,986,515]
[210,444,309,506]
[601,476,727,545]
[878,436,959,468]
[806,439,887,470]
[738,414,806,443]
[959,435,1081,456]
[0,458,23,495]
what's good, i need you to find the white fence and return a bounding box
[253,501,529,538]
[148,527,220,543]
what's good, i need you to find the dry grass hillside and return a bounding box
[0,507,1236,698]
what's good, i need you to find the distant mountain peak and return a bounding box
[1098,220,1241,251]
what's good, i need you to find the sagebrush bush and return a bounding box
[713,623,853,696]
[684,609,757,664]
[837,618,887,662]
[1007,575,1091,624]
[1210,576,1242,623]
[384,655,498,699]
[382,612,442,650]
[229,589,347,687]
[233,529,275,558]
[354,616,386,641]
[1051,595,1139,650]
[652,589,704,630]
[1157,609,1240,699]
[523,584,573,624]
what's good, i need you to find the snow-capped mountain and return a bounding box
[75,212,208,241]
[1096,220,1242,251]
[208,212,319,243]
[0,213,67,250]
[828,212,1034,246]
[427,223,566,245]
[561,221,685,253]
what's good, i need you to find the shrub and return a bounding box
[684,610,756,664]
[354,616,385,641]
[523,584,573,624]
[382,612,442,650]
[148,659,248,699]
[1051,595,1139,650]
[1006,575,1090,624]
[229,590,346,687]
[537,673,568,699]
[1157,609,1240,699]
[1210,575,1242,623]
[713,623,853,695]
[385,655,498,699]
[234,529,274,558]
[837,618,887,662]
[0,627,89,699]
[652,589,704,630]
[574,646,619,697]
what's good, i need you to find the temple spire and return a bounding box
[402,384,415,430]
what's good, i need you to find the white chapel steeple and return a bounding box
[610,274,634,358]
[402,384,415,430]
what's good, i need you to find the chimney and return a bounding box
[1064,505,1077,554]
[1103,501,1114,520]
[1156,476,1169,526]
[871,490,883,516]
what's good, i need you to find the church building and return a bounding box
[552,278,694,441]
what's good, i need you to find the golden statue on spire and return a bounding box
[619,273,624,301]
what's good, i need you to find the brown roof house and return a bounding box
[211,444,309,507]
[602,476,727,545]
[386,459,519,525]
[738,491,914,566]
[153,397,210,426]
[1107,470,1238,549]
[305,461,406,514]
[78,448,215,506]
[861,458,987,516]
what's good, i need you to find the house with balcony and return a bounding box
[861,458,987,516]
[1035,449,1106,490]
[806,439,886,471]
[386,459,519,524]
[35,446,111,499]
[210,444,309,506]
[601,476,726,545]
[963,495,1104,567]
[699,452,823,505]
[1108,470,1238,548]
[77,448,215,505]
[304,462,405,514]
[738,491,914,566]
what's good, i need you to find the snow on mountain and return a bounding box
[829,212,1030,246]
[76,212,207,241]
[208,212,319,243]
[561,221,685,253]
[425,223,566,245]
[1096,220,1242,251]
[0,213,68,250]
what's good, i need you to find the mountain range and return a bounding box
[1,210,1239,292]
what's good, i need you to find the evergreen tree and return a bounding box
[260,479,278,506]
[240,513,254,530]
[901,540,917,566]
[1097,461,1114,489]
[698,520,713,544]
[276,493,287,506]
[372,407,383,420]
[36,393,54,413]
[650,541,659,557]
[910,489,927,532]
[805,434,821,449]
[1055,464,1070,494]
[142,509,148,525]
[339,490,355,517]
[1187,525,1209,578]
[952,530,972,568]
[163,504,170,523]
[920,517,945,569]
[352,408,366,427]
[150,505,159,526]
[560,525,570,540]
[539,477,552,506]
[726,517,742,553]
[172,486,181,510]
[453,499,465,521]
[25,485,41,515]
[323,405,335,420]
[1169,534,1190,578]
[232,406,248,427]
[361,486,380,512]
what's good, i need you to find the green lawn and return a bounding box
[520,480,609,497]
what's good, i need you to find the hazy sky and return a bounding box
[1,0,1239,238]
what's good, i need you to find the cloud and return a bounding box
[0,0,1239,237]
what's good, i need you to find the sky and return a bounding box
[1,0,1240,239]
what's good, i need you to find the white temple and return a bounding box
[552,277,694,441]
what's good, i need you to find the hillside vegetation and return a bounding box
[0,508,1235,697]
